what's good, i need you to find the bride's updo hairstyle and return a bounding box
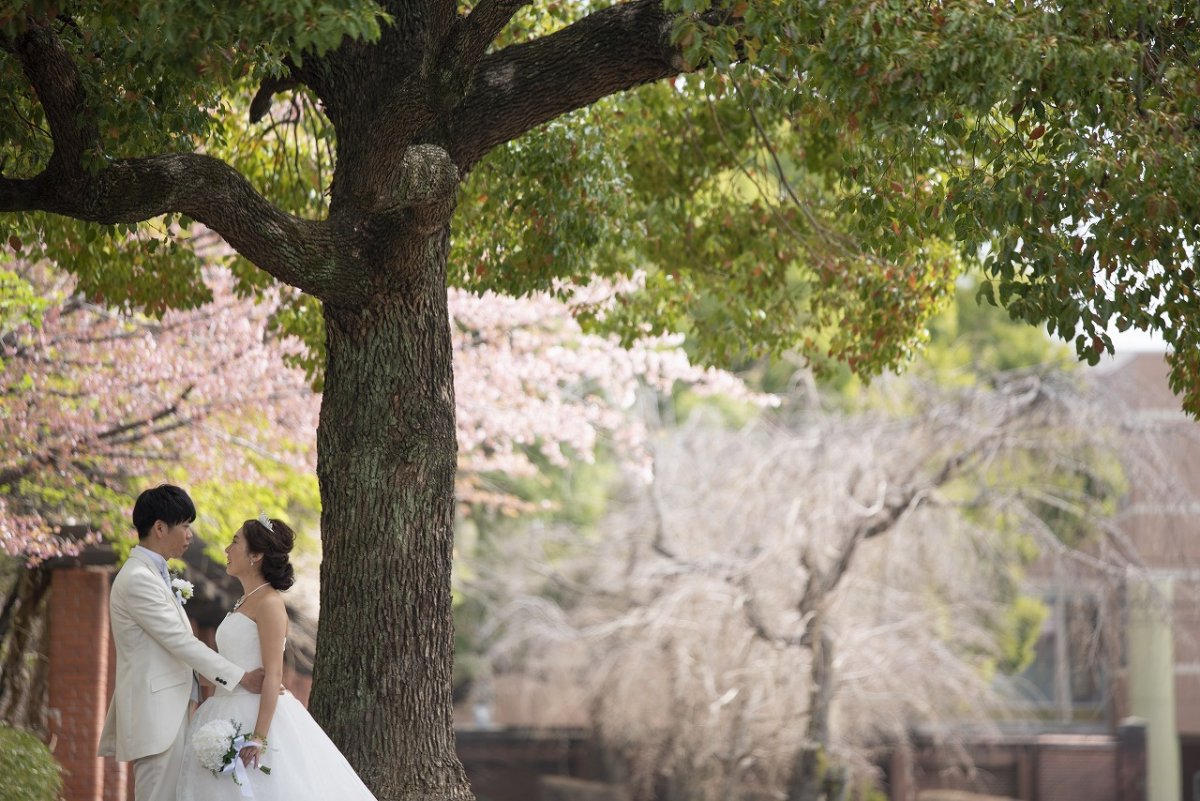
[243,516,296,591]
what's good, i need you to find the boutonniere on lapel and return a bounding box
[169,569,195,605]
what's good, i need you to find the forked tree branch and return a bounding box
[439,0,532,90]
[801,380,1053,609]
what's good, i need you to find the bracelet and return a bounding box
[243,732,268,748]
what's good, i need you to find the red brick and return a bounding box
[48,569,110,801]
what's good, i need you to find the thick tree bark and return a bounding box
[309,225,471,801]
[0,568,52,731]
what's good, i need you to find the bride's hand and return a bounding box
[239,743,262,768]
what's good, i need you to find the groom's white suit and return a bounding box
[99,547,247,801]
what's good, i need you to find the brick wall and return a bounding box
[48,568,113,801]
[1036,739,1118,801]
[898,730,1147,801]
[457,729,592,801]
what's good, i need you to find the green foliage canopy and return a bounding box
[461,0,1200,408]
[3,1,1198,410]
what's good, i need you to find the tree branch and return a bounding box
[249,74,301,124]
[0,154,370,306]
[95,385,194,443]
[11,18,94,173]
[437,0,532,101]
[740,589,809,649]
[806,379,1055,605]
[446,0,686,170]
[462,0,530,53]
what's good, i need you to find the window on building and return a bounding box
[1016,591,1108,718]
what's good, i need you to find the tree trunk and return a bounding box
[788,622,846,801]
[307,224,471,801]
[0,567,52,732]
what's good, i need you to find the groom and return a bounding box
[98,484,266,801]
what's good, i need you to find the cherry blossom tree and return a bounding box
[0,254,318,732]
[0,260,316,564]
[451,282,767,506]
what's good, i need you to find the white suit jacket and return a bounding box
[97,548,246,762]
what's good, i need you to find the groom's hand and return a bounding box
[239,668,266,693]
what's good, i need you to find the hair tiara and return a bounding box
[257,513,275,533]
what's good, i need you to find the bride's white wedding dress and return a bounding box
[177,612,378,801]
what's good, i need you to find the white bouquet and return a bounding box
[193,719,270,797]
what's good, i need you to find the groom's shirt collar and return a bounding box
[132,544,171,589]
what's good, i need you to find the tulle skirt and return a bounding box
[177,691,378,801]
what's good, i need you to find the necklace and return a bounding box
[233,582,269,611]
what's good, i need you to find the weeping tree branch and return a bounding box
[800,377,1056,612]
[477,369,1139,801]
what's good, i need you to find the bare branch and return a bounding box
[741,590,809,649]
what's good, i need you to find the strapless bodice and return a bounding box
[214,612,266,696]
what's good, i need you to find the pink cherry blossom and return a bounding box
[0,250,769,562]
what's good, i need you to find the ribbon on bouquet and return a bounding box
[220,735,260,799]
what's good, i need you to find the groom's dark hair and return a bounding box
[132,484,197,539]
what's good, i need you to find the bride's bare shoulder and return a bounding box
[254,591,288,627]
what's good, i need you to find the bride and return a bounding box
[177,516,377,801]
